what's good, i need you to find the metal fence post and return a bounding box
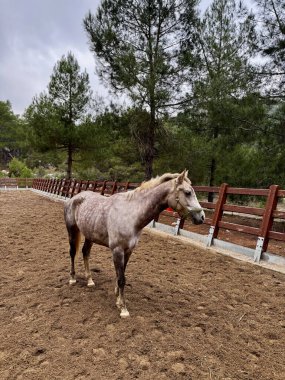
[254,184,279,262]
[206,183,228,247]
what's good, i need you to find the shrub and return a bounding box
[8,158,33,178]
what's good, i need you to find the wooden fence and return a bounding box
[0,177,34,189]
[32,178,140,197]
[2,177,285,264]
[30,178,285,263]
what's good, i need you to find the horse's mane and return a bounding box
[124,171,191,200]
[135,172,180,191]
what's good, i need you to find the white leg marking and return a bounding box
[120,308,130,318]
[87,278,95,287]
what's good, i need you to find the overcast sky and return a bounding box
[0,0,254,116]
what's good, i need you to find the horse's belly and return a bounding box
[84,226,109,246]
[77,218,109,247]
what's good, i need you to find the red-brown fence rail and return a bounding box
[32,178,140,196]
[2,177,285,264]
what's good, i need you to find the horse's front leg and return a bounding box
[113,247,130,318]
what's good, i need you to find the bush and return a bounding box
[8,158,34,178]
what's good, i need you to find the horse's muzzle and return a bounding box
[188,208,205,225]
[178,207,205,224]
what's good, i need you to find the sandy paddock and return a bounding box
[0,191,285,380]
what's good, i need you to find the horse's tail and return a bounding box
[64,195,84,256]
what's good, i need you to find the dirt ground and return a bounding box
[1,191,285,380]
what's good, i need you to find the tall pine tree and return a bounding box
[84,0,199,179]
[26,52,93,178]
[185,0,258,196]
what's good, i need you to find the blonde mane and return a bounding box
[125,171,191,200]
[136,173,180,191]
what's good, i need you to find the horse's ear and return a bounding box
[176,170,186,185]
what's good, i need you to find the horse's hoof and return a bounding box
[120,308,130,318]
[69,278,76,285]
[87,279,95,287]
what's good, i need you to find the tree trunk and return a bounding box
[66,144,73,179]
[144,153,153,180]
[208,124,219,202]
[208,157,216,202]
[144,106,155,180]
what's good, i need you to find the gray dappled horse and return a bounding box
[64,170,205,317]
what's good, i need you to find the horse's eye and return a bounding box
[184,190,191,196]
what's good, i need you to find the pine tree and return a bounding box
[25,52,93,178]
[255,0,285,98]
[185,0,258,197]
[84,0,199,179]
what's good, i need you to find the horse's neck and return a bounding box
[134,182,171,228]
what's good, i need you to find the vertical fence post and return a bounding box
[174,217,185,236]
[77,180,82,194]
[70,180,77,197]
[91,181,97,192]
[111,181,117,195]
[206,183,228,247]
[100,181,107,195]
[254,185,279,262]
[149,212,160,229]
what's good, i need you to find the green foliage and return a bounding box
[25,52,93,178]
[8,158,33,178]
[0,101,27,168]
[84,0,200,178]
[255,0,285,95]
[9,0,285,189]
[73,106,145,181]
[182,0,261,190]
[0,171,7,178]
[84,0,199,107]
[0,100,19,144]
[48,52,92,123]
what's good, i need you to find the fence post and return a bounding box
[254,184,279,262]
[70,180,78,197]
[206,183,228,247]
[100,181,107,195]
[174,217,185,236]
[77,180,83,194]
[91,181,97,192]
[111,181,117,195]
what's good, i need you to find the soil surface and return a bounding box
[1,191,285,380]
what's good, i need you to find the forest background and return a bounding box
[1,0,285,190]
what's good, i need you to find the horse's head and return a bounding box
[167,170,205,225]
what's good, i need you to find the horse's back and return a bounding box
[65,191,100,225]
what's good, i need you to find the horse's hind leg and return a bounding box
[82,239,94,287]
[113,247,130,318]
[68,225,81,285]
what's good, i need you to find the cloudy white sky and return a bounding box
[0,0,254,116]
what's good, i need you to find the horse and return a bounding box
[64,170,205,317]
